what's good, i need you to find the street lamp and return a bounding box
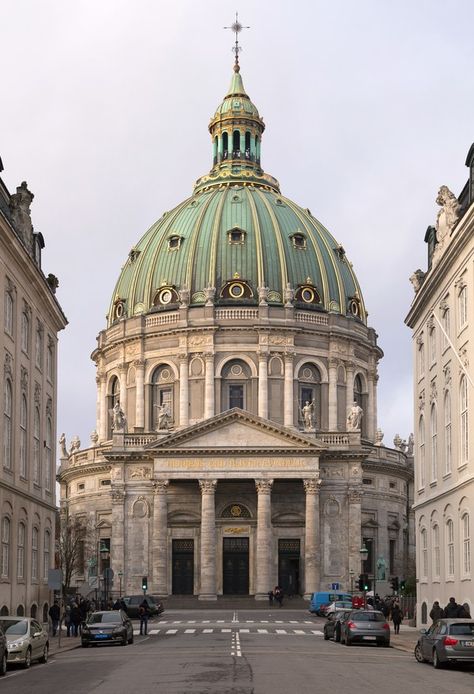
[349,569,355,594]
[359,545,369,607]
[118,570,123,598]
[99,543,110,607]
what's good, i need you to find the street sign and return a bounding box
[48,569,62,591]
[331,582,340,590]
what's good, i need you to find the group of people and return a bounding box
[49,594,132,637]
[366,594,404,634]
[430,597,471,621]
[268,586,284,607]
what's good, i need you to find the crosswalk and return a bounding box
[133,620,323,637]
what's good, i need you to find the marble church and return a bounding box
[58,52,414,600]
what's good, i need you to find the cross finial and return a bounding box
[224,12,250,72]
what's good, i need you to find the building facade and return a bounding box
[58,60,413,601]
[406,145,474,624]
[0,158,67,618]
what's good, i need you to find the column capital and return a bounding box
[257,350,268,362]
[348,487,362,504]
[96,371,106,384]
[199,479,217,494]
[255,479,274,494]
[178,353,188,363]
[153,480,169,495]
[118,362,128,374]
[345,360,356,371]
[284,351,294,362]
[303,478,322,494]
[111,487,125,504]
[133,358,146,369]
[328,357,339,369]
[203,351,215,361]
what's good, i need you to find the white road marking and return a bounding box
[184,629,196,633]
[293,630,306,635]
[221,628,231,633]
[133,629,140,635]
[311,630,324,635]
[246,620,254,623]
[172,621,182,624]
[149,629,160,635]
[166,629,178,634]
[261,620,269,623]
[216,620,225,623]
[202,628,213,633]
[239,628,250,633]
[235,631,242,657]
[275,620,283,623]
[202,620,210,623]
[257,629,268,634]
[276,629,287,634]
[304,621,313,624]
[232,611,238,623]
[289,620,298,623]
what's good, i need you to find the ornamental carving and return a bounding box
[348,488,362,504]
[6,277,17,295]
[129,466,152,480]
[416,333,424,347]
[409,269,426,293]
[429,380,437,404]
[131,496,149,518]
[459,347,469,369]
[22,299,31,317]
[255,479,274,494]
[303,478,322,494]
[325,497,340,516]
[439,298,449,313]
[199,479,217,494]
[4,352,13,378]
[189,335,212,347]
[133,358,146,368]
[21,369,29,392]
[443,364,451,387]
[46,397,53,417]
[34,382,41,403]
[111,488,125,503]
[455,275,467,293]
[418,390,425,411]
[153,480,170,494]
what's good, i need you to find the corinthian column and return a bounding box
[199,480,218,600]
[328,358,338,430]
[110,487,125,590]
[179,354,189,427]
[367,374,375,441]
[152,480,169,595]
[204,353,215,419]
[283,353,294,427]
[119,363,128,419]
[255,479,274,600]
[98,373,107,441]
[303,477,321,597]
[348,487,363,581]
[258,352,268,419]
[134,359,145,430]
[345,361,355,425]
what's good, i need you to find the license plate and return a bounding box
[462,641,474,646]
[363,636,377,640]
[94,634,109,639]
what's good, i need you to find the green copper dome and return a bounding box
[108,66,366,327]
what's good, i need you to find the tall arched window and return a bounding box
[43,530,50,580]
[107,376,120,438]
[221,360,251,412]
[151,365,175,429]
[298,363,322,429]
[421,528,428,578]
[4,289,13,335]
[46,338,54,381]
[418,341,425,376]
[33,408,40,485]
[446,519,455,577]
[430,404,437,482]
[3,379,12,470]
[20,394,27,478]
[432,524,440,578]
[232,130,240,155]
[21,308,29,354]
[17,522,25,579]
[222,132,228,159]
[444,391,452,475]
[45,418,52,491]
[35,320,43,369]
[459,285,468,328]
[31,528,38,581]
[462,513,470,575]
[442,308,450,350]
[1,518,10,578]
[429,326,436,365]
[353,375,363,408]
[419,415,425,488]
[460,376,469,464]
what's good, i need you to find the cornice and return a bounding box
[57,462,112,482]
[0,480,57,514]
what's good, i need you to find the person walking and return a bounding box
[429,601,444,622]
[391,601,403,635]
[64,605,72,637]
[49,601,60,636]
[274,586,283,608]
[70,602,82,637]
[139,599,150,635]
[444,597,460,618]
[268,590,274,606]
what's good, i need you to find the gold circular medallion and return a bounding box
[231,505,242,517]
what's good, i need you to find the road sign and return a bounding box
[331,582,340,590]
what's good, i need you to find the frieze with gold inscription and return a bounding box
[158,456,317,471]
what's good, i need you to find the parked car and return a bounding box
[0,617,49,668]
[414,618,474,669]
[0,624,7,675]
[81,610,133,647]
[321,601,353,618]
[323,609,352,642]
[122,595,163,619]
[340,610,390,647]
[309,591,352,615]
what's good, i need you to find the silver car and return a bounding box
[340,610,390,647]
[0,617,49,668]
[415,618,474,668]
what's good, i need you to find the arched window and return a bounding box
[1,518,10,578]
[222,132,228,159]
[20,395,27,478]
[430,404,437,482]
[421,602,428,624]
[43,530,50,580]
[420,528,428,578]
[353,375,364,409]
[446,519,455,577]
[21,308,29,354]
[442,308,450,350]
[462,513,470,575]
[432,524,440,578]
[232,130,240,155]
[16,604,24,616]
[459,285,468,328]
[298,363,321,430]
[4,289,13,335]
[444,391,452,475]
[245,131,251,158]
[418,340,425,376]
[213,135,218,164]
[3,379,12,470]
[17,522,25,579]
[46,338,54,381]
[419,415,425,488]
[45,418,52,491]
[107,376,120,438]
[429,326,436,365]
[35,320,43,369]
[221,359,251,411]
[460,376,469,464]
[33,408,40,485]
[151,365,175,429]
[31,528,38,581]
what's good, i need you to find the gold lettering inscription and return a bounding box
[162,457,315,470]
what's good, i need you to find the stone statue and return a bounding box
[155,403,171,430]
[69,435,81,455]
[59,433,68,459]
[393,434,407,452]
[346,401,363,431]
[257,285,269,306]
[90,430,99,447]
[9,181,34,247]
[407,433,414,457]
[112,402,127,432]
[409,269,426,293]
[432,185,463,264]
[204,285,216,307]
[178,286,190,307]
[284,282,295,307]
[301,400,315,431]
[374,428,384,446]
[376,556,386,580]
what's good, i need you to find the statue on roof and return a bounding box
[9,181,34,248]
[432,185,463,265]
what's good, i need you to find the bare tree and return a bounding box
[56,511,92,598]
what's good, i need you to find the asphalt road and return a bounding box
[3,610,474,694]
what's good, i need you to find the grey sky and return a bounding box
[2,0,473,453]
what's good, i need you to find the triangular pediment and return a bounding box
[146,408,325,453]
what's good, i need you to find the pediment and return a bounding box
[146,408,325,453]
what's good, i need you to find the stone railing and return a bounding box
[145,312,179,328]
[314,431,361,447]
[215,308,259,321]
[120,433,160,447]
[296,311,329,326]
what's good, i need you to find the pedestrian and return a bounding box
[70,602,82,637]
[113,599,122,610]
[429,600,444,622]
[457,603,471,618]
[274,586,283,608]
[64,605,72,637]
[443,597,460,618]
[49,601,60,636]
[268,590,274,606]
[391,601,402,634]
[120,598,129,615]
[139,599,150,635]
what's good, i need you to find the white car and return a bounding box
[322,600,354,617]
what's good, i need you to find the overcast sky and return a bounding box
[1,0,473,454]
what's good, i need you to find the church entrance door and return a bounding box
[278,539,300,596]
[223,537,249,595]
[172,539,194,595]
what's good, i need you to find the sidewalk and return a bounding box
[389,624,419,654]
[48,630,82,657]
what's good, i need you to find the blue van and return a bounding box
[309,591,352,614]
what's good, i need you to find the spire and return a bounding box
[224,12,250,73]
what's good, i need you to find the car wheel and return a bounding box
[324,630,329,640]
[433,649,444,669]
[81,642,89,648]
[128,634,134,645]
[23,648,31,669]
[346,637,352,647]
[414,643,426,663]
[121,635,127,646]
[40,645,49,663]
[335,628,341,643]
[0,650,6,676]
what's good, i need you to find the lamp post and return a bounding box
[99,543,110,607]
[118,570,123,598]
[359,544,369,608]
[349,569,355,595]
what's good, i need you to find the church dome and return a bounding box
[108,65,366,327]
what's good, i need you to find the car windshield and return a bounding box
[449,623,474,636]
[352,612,385,622]
[0,619,28,635]
[88,612,121,624]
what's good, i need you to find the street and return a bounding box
[2,610,474,694]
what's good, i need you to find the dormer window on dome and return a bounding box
[113,297,126,321]
[348,295,362,318]
[153,286,179,307]
[296,282,321,305]
[168,235,183,251]
[228,227,246,245]
[220,277,253,301]
[290,232,307,250]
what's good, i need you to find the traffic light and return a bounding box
[400,579,406,592]
[390,576,399,592]
[142,576,148,592]
[358,574,364,591]
[358,573,370,591]
[364,577,371,591]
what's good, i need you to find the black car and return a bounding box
[0,625,6,675]
[81,610,133,647]
[324,609,351,642]
[122,595,163,619]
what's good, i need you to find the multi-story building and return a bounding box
[406,144,474,624]
[0,157,67,618]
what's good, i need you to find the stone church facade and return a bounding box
[58,58,414,600]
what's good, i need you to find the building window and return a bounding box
[45,418,52,491]
[4,290,13,335]
[462,514,470,575]
[459,285,468,329]
[446,519,455,577]
[442,308,450,350]
[31,528,38,581]
[444,392,452,475]
[221,360,250,413]
[429,327,436,365]
[430,404,437,482]
[460,376,469,464]
[3,379,12,470]
[35,321,43,369]
[227,227,246,245]
[46,338,54,381]
[17,522,25,580]
[1,518,10,578]
[33,408,40,485]
[229,384,244,409]
[20,395,28,478]
[167,235,183,251]
[290,233,307,250]
[419,415,425,488]
[107,376,120,438]
[418,341,425,376]
[298,363,321,429]
[43,530,50,581]
[151,366,174,430]
[21,308,30,354]
[421,528,428,579]
[362,478,373,486]
[389,539,396,575]
[432,524,440,579]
